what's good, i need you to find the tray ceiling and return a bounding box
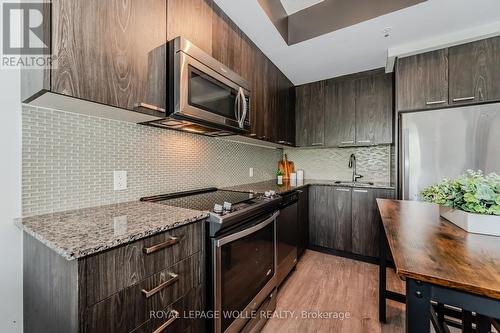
[214,0,500,85]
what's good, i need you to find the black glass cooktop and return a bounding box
[142,189,257,212]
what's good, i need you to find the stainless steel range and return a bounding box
[141,188,281,333]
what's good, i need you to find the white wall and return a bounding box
[0,14,23,332]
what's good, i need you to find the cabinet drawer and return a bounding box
[85,222,203,305]
[132,285,205,333]
[84,253,201,333]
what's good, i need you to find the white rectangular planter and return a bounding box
[440,206,500,237]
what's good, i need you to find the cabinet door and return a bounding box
[248,48,265,139]
[309,186,351,251]
[263,59,279,142]
[297,188,309,258]
[331,187,352,252]
[355,73,393,145]
[351,188,394,258]
[449,36,500,105]
[167,0,213,55]
[324,79,355,147]
[276,73,295,146]
[396,49,449,111]
[52,0,167,112]
[212,4,242,75]
[295,82,325,147]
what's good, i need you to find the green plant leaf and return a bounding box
[420,171,500,216]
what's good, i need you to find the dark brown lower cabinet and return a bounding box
[309,186,352,252]
[297,188,309,258]
[23,222,205,333]
[308,185,394,259]
[351,188,395,258]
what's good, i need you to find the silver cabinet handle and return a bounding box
[357,140,371,144]
[277,140,286,144]
[335,188,351,192]
[353,189,368,193]
[141,272,179,298]
[143,236,179,254]
[249,133,257,137]
[426,100,446,105]
[135,102,165,113]
[452,96,475,102]
[340,140,354,145]
[152,310,179,333]
[311,142,323,146]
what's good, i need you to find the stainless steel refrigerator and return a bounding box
[401,103,500,201]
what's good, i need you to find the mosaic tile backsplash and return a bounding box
[284,145,391,183]
[22,106,281,216]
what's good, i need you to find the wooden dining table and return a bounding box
[377,199,500,333]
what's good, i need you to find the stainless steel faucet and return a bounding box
[348,154,363,182]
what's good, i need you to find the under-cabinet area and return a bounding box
[9,1,500,333]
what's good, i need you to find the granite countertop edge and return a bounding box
[16,203,209,261]
[223,179,396,194]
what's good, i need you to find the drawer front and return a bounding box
[85,222,203,305]
[133,285,205,333]
[84,253,201,333]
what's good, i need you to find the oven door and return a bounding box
[174,50,250,132]
[213,211,278,333]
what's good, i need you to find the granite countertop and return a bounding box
[223,179,395,194]
[16,201,209,260]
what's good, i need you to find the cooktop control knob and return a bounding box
[223,201,232,212]
[213,204,223,214]
[269,190,276,196]
[264,191,271,198]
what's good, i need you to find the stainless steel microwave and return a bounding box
[143,37,251,136]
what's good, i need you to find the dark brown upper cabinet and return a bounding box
[295,81,325,147]
[300,69,393,148]
[211,3,295,146]
[396,36,500,112]
[449,36,500,105]
[324,79,356,147]
[167,0,213,55]
[396,49,449,111]
[354,73,393,145]
[212,5,242,75]
[24,0,295,146]
[51,0,167,113]
[276,71,296,146]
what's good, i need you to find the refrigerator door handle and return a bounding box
[402,128,410,201]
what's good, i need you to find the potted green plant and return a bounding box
[421,170,500,236]
[276,169,284,185]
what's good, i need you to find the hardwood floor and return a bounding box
[261,250,406,333]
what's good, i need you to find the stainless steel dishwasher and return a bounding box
[276,191,298,286]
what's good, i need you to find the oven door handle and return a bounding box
[216,210,279,247]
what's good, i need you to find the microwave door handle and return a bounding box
[239,88,247,128]
[234,89,241,124]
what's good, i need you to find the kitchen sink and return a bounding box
[334,181,375,186]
